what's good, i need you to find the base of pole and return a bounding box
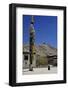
[48,65,50,70]
[29,64,33,71]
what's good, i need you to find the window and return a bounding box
[24,55,28,60]
[25,62,27,64]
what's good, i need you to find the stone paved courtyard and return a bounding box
[23,67,57,75]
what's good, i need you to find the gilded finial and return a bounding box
[31,15,34,24]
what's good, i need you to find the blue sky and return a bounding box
[23,15,57,48]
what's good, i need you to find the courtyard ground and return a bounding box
[23,67,57,75]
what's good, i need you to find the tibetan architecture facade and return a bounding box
[23,44,57,69]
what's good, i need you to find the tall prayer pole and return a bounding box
[29,16,35,71]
